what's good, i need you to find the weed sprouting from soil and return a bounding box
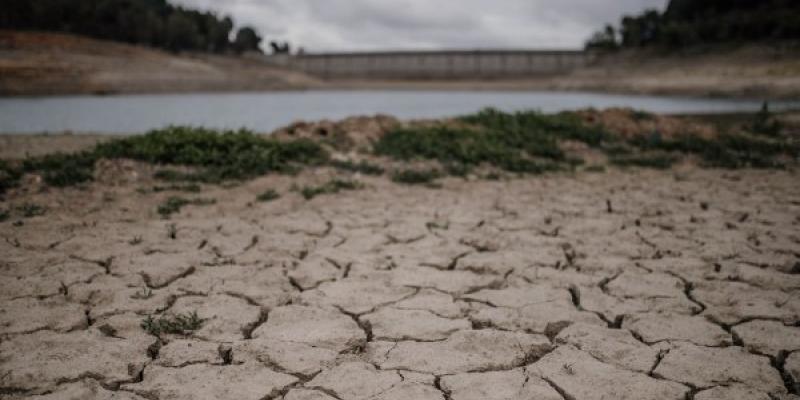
[141,311,204,336]
[610,153,679,169]
[391,169,442,186]
[157,196,216,218]
[0,160,23,195]
[0,209,9,222]
[330,160,385,175]
[17,203,47,218]
[299,179,364,200]
[151,184,202,193]
[256,189,281,202]
[751,102,782,138]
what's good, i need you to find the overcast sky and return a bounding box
[173,0,667,52]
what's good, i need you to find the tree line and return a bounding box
[587,0,800,50]
[0,0,265,54]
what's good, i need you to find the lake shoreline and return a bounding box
[3,90,798,135]
[3,32,800,100]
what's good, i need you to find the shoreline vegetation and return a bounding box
[1,107,797,203]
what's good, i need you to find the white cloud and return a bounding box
[172,0,667,52]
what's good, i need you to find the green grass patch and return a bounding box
[0,160,24,195]
[330,159,385,175]
[157,196,216,218]
[299,179,364,200]
[375,108,797,174]
[96,126,328,182]
[391,169,442,185]
[256,189,281,202]
[585,165,607,173]
[2,127,329,191]
[152,184,202,193]
[17,203,47,218]
[374,108,608,176]
[610,153,678,169]
[22,152,96,187]
[141,312,204,337]
[627,131,796,169]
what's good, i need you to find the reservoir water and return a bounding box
[1,90,798,134]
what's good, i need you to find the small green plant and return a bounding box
[750,102,781,137]
[17,203,47,218]
[22,152,96,187]
[391,169,442,185]
[141,311,204,336]
[631,110,655,121]
[485,172,502,180]
[152,184,202,193]
[129,236,143,245]
[0,209,9,222]
[330,160,385,175]
[0,160,23,195]
[300,179,363,200]
[256,189,281,202]
[445,163,472,177]
[585,165,606,173]
[610,153,678,169]
[157,196,216,218]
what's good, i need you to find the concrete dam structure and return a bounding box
[265,50,596,79]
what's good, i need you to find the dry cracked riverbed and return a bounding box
[1,166,800,400]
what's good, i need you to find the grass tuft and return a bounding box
[610,153,678,169]
[141,311,204,336]
[157,196,216,218]
[256,189,281,202]
[330,160,385,175]
[17,203,47,218]
[391,169,442,185]
[152,184,202,193]
[299,179,363,200]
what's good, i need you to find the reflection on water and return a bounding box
[0,90,797,134]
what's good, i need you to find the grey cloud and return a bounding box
[172,0,667,51]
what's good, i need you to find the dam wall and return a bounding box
[263,50,596,79]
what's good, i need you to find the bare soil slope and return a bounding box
[0,31,321,96]
[330,46,800,99]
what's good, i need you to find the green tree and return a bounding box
[165,12,199,52]
[586,24,619,50]
[233,26,262,53]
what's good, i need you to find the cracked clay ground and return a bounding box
[1,166,800,400]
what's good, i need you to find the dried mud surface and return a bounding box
[1,163,800,400]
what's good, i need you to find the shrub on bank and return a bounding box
[0,126,329,193]
[374,108,798,176]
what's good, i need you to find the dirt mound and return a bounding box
[576,108,718,140]
[272,115,401,152]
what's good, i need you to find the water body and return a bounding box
[1,90,797,134]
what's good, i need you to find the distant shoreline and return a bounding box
[2,31,800,100]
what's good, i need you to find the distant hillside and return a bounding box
[0,31,319,96]
[587,0,800,50]
[0,0,264,54]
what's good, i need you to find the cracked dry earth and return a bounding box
[2,167,800,400]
